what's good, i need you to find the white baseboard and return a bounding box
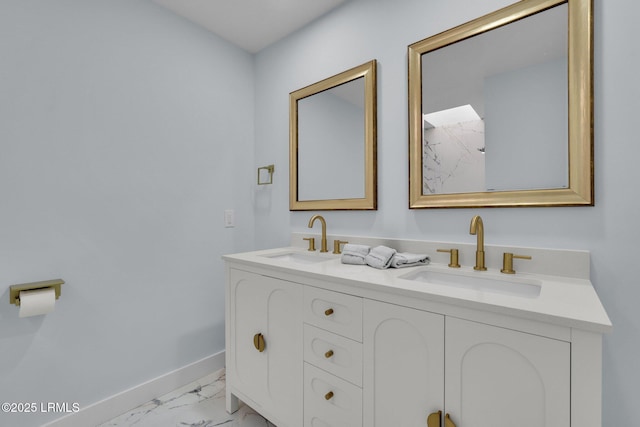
[43,351,225,427]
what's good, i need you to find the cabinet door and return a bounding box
[363,299,444,427]
[445,317,570,427]
[228,269,303,427]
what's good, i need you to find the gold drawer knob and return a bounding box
[325,350,334,358]
[253,333,266,352]
[324,308,334,316]
[324,391,334,400]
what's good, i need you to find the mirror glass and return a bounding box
[297,77,365,201]
[290,60,377,210]
[408,0,593,208]
[422,4,567,194]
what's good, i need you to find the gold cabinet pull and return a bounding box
[324,308,334,316]
[427,410,441,427]
[445,413,456,427]
[253,333,266,352]
[325,350,334,358]
[324,391,334,400]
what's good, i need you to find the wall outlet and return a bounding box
[224,209,235,228]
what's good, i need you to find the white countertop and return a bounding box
[223,246,612,334]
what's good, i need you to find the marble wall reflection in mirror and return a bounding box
[409,0,593,208]
[290,60,377,210]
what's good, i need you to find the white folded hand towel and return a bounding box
[390,252,430,268]
[341,244,371,265]
[365,245,397,269]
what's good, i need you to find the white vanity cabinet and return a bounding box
[302,286,364,427]
[364,299,570,427]
[224,245,609,427]
[225,269,303,427]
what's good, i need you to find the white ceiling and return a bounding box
[151,0,349,53]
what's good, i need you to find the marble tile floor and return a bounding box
[99,369,275,427]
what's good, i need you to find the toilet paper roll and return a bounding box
[19,287,56,318]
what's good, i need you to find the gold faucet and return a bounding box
[308,214,328,252]
[469,215,487,271]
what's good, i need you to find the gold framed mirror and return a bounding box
[290,60,377,210]
[408,0,593,208]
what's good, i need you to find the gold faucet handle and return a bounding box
[332,240,349,254]
[437,248,460,268]
[303,237,316,251]
[501,252,532,274]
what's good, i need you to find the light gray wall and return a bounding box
[0,1,255,426]
[2,0,638,425]
[254,0,640,424]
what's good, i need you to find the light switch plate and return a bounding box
[224,209,235,228]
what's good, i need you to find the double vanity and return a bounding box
[223,226,611,427]
[231,0,602,423]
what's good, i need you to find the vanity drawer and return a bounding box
[304,362,362,427]
[304,324,363,387]
[304,286,363,342]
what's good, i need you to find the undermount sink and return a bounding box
[400,269,542,298]
[263,251,333,265]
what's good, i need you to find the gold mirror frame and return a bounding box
[408,0,593,208]
[290,60,377,210]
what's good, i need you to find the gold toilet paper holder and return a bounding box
[9,279,64,307]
